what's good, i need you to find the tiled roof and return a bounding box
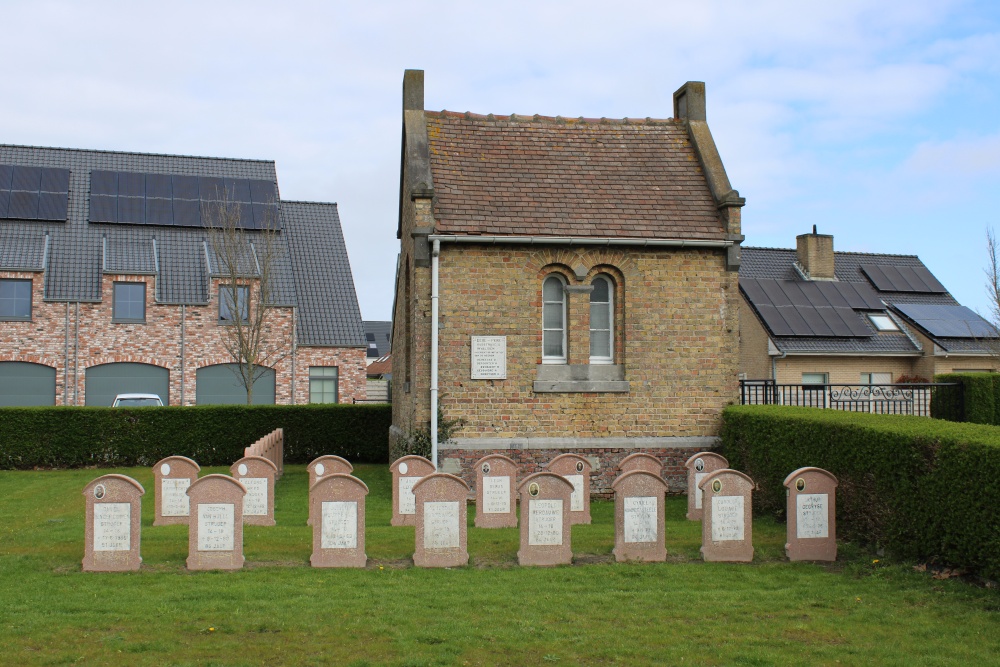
[425,112,725,240]
[0,144,361,345]
[282,201,365,347]
[363,320,392,357]
[367,353,392,376]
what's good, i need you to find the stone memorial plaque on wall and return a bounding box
[413,473,470,567]
[517,472,574,566]
[307,455,353,525]
[152,456,200,526]
[474,454,518,528]
[390,455,435,526]
[470,335,506,379]
[547,454,592,525]
[784,467,838,562]
[83,474,145,572]
[186,474,247,570]
[230,456,277,526]
[310,473,369,568]
[699,469,755,562]
[612,470,667,562]
[684,451,728,521]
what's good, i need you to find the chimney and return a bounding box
[673,81,706,121]
[403,69,424,112]
[796,226,835,280]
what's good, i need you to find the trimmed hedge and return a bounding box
[722,405,1000,580]
[0,404,391,470]
[932,373,1000,425]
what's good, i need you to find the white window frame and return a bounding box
[542,274,567,364]
[868,313,899,332]
[589,274,614,364]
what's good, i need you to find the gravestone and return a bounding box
[186,474,247,570]
[310,474,369,568]
[390,455,435,527]
[82,474,145,572]
[307,456,354,525]
[611,470,667,563]
[784,467,839,562]
[547,453,592,525]
[685,451,729,521]
[517,472,574,566]
[230,455,277,526]
[617,452,663,476]
[412,473,470,568]
[474,454,518,528]
[152,456,200,526]
[699,469,755,562]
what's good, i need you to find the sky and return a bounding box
[1,0,998,321]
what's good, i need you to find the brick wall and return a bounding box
[738,300,773,379]
[774,355,920,385]
[0,271,365,405]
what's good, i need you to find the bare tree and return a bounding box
[979,227,1000,358]
[206,191,288,404]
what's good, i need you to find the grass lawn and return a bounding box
[1,465,997,666]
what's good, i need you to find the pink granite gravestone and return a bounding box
[390,455,435,526]
[186,474,247,570]
[784,467,839,562]
[307,456,354,525]
[685,451,729,521]
[310,474,369,568]
[547,453,592,525]
[474,454,518,528]
[152,456,200,526]
[82,474,145,572]
[230,455,277,526]
[612,470,668,563]
[517,472,574,566]
[699,469,755,562]
[412,473,470,568]
[617,452,663,476]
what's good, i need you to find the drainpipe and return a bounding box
[64,303,69,405]
[180,305,186,405]
[74,302,80,405]
[430,239,440,470]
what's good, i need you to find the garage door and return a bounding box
[0,362,56,406]
[195,364,275,405]
[85,363,169,407]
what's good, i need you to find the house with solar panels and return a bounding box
[739,229,999,386]
[0,144,367,406]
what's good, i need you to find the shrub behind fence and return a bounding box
[722,405,1000,580]
[0,404,391,470]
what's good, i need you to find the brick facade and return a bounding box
[1,270,365,405]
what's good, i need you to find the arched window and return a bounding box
[542,275,567,363]
[590,275,614,364]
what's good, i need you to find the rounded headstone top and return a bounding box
[309,473,370,495]
[611,469,668,491]
[685,451,728,470]
[308,455,353,475]
[83,474,145,497]
[783,467,839,488]
[152,455,200,474]
[697,468,755,491]
[518,471,574,494]
[188,473,248,496]
[474,453,517,470]
[390,455,435,475]
[547,453,592,474]
[412,472,471,494]
[617,452,663,473]
[230,455,278,475]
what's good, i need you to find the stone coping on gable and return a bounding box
[442,436,720,451]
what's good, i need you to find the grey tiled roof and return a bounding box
[0,144,361,345]
[770,333,920,354]
[363,320,392,357]
[282,201,365,347]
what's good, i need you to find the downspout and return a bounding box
[64,303,69,405]
[430,239,440,470]
[180,305,186,405]
[291,306,297,404]
[74,302,80,405]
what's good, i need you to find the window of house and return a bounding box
[309,366,339,403]
[219,285,249,323]
[868,313,898,331]
[590,275,614,364]
[0,278,31,320]
[112,282,146,322]
[801,372,828,388]
[542,275,567,363]
[861,372,892,385]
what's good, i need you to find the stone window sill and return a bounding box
[533,364,629,393]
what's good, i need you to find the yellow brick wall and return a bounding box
[774,356,919,384]
[738,299,773,379]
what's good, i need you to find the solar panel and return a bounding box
[909,266,947,293]
[89,195,117,223]
[39,168,70,193]
[893,303,998,338]
[8,191,39,219]
[237,202,254,228]
[0,190,8,218]
[740,278,876,338]
[118,172,145,197]
[173,199,201,226]
[11,166,41,192]
[172,175,200,200]
[861,264,946,293]
[253,203,280,229]
[146,173,172,199]
[146,198,174,226]
[249,179,275,203]
[814,282,850,308]
[200,176,225,200]
[91,171,118,196]
[0,165,11,190]
[37,193,69,221]
[224,178,252,203]
[117,197,145,224]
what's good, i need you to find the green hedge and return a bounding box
[0,404,391,470]
[932,373,1000,424]
[722,405,1000,580]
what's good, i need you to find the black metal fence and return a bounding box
[739,380,963,418]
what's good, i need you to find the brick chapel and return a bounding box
[391,70,745,493]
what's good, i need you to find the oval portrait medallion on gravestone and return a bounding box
[529,483,539,496]
[796,478,805,491]
[576,461,584,473]
[238,463,248,476]
[94,484,106,499]
[713,479,722,493]
[399,462,409,474]
[161,463,171,476]
[695,458,705,472]
[482,463,490,475]
[315,463,325,476]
